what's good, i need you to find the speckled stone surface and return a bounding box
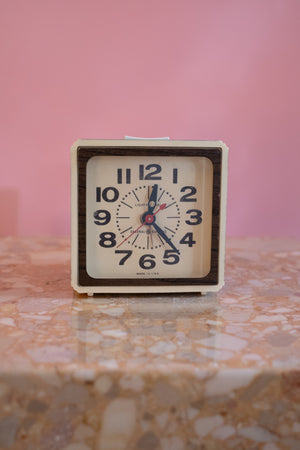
[0,237,299,449]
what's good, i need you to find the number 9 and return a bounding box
[94,210,111,225]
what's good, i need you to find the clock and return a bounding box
[71,139,228,294]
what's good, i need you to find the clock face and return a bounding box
[85,154,214,280]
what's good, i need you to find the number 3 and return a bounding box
[185,209,202,225]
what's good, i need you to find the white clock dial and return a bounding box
[116,186,181,251]
[85,155,213,279]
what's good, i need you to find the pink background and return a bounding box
[0,0,299,237]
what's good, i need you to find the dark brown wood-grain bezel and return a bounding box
[77,145,222,287]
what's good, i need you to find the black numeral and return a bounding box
[179,232,196,247]
[115,250,132,265]
[163,250,180,265]
[139,164,162,180]
[96,187,119,202]
[180,186,197,202]
[173,168,178,184]
[139,254,156,269]
[94,210,111,225]
[185,209,202,225]
[117,168,131,184]
[99,232,116,248]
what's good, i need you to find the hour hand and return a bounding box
[152,222,180,255]
[147,184,158,214]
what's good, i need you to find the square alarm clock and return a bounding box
[71,139,228,294]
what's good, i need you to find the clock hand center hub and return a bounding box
[142,212,156,225]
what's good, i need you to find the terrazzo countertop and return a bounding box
[0,237,299,449]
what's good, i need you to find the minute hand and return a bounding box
[152,223,180,255]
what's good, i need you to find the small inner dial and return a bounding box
[116,186,181,250]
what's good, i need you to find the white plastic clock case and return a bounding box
[71,139,228,295]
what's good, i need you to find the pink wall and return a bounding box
[0,0,299,237]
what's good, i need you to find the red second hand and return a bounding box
[116,203,166,249]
